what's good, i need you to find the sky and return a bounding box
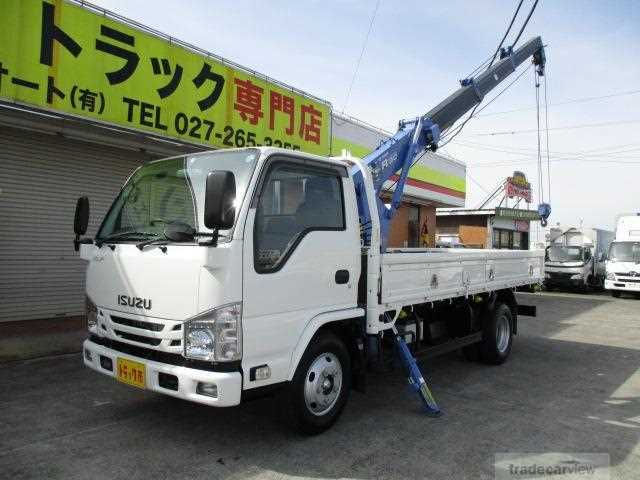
[90,0,640,234]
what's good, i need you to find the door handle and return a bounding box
[335,270,349,284]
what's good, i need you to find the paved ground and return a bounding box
[0,317,85,363]
[1,292,639,479]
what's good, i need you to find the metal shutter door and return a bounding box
[0,126,151,322]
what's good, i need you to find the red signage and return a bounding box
[505,171,532,203]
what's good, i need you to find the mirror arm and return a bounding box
[198,229,219,247]
[74,237,94,252]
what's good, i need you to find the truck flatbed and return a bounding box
[381,248,543,307]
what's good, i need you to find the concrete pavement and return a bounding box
[1,292,639,479]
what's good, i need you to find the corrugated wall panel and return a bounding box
[0,126,158,322]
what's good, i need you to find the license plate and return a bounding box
[116,358,146,389]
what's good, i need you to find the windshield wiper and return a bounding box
[97,231,159,246]
[136,237,169,250]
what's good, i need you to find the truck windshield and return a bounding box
[608,242,640,263]
[545,246,583,262]
[97,149,259,243]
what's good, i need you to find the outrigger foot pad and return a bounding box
[393,328,442,416]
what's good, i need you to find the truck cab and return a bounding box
[544,244,593,291]
[605,215,640,297]
[81,147,362,409]
[605,241,640,297]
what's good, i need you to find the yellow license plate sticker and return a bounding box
[116,358,146,389]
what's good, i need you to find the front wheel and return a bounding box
[611,291,621,298]
[480,303,513,365]
[283,332,351,435]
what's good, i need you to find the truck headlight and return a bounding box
[86,295,98,332]
[606,272,615,281]
[184,303,242,362]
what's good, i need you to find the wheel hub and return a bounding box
[496,315,511,354]
[304,353,342,416]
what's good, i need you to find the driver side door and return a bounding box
[241,156,360,388]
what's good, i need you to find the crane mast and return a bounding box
[352,36,546,251]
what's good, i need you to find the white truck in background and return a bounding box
[544,227,614,291]
[74,37,547,433]
[605,215,640,298]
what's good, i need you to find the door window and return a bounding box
[254,163,345,272]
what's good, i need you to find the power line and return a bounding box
[487,0,524,68]
[454,139,640,157]
[476,89,640,117]
[439,63,533,146]
[439,0,527,146]
[511,0,539,47]
[534,67,544,202]
[341,0,381,113]
[543,71,551,202]
[451,140,640,163]
[467,172,491,194]
[470,158,640,168]
[474,64,532,115]
[471,118,640,136]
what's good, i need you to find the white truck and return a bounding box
[605,215,640,297]
[75,37,547,433]
[544,227,614,291]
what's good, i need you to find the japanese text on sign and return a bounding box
[0,0,331,154]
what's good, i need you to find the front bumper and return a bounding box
[605,279,640,292]
[83,338,242,407]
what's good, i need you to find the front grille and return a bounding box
[616,278,640,283]
[114,330,162,346]
[89,335,240,372]
[111,315,164,332]
[547,272,572,279]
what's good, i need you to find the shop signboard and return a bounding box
[504,171,532,203]
[495,207,541,221]
[0,0,331,154]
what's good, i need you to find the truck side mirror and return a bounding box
[74,196,90,235]
[74,196,90,252]
[204,171,236,230]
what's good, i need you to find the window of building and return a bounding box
[254,162,345,272]
[492,228,529,250]
[513,231,522,249]
[407,205,420,248]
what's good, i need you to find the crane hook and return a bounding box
[538,202,551,227]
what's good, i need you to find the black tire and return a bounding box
[611,291,621,298]
[283,332,351,435]
[479,303,513,365]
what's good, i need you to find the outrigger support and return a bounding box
[392,327,442,417]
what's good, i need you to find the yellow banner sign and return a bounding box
[0,0,331,155]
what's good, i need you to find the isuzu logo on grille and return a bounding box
[118,295,152,310]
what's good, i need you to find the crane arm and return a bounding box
[352,36,546,251]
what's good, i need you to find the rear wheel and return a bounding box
[283,332,351,435]
[479,303,513,365]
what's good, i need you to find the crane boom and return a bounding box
[352,36,546,250]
